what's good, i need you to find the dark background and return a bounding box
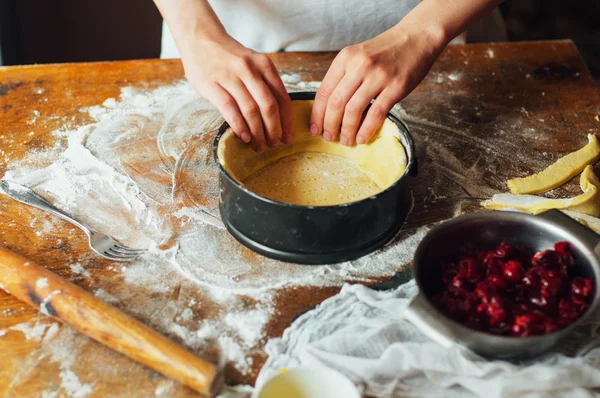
[0,0,162,65]
[0,0,599,80]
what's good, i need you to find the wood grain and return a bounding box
[0,41,598,397]
[0,246,221,397]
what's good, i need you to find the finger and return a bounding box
[243,76,283,148]
[219,79,267,152]
[260,60,295,144]
[322,74,362,142]
[356,89,397,145]
[309,56,346,136]
[236,57,283,148]
[204,83,252,144]
[339,83,383,146]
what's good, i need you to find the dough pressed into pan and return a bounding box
[217,100,407,206]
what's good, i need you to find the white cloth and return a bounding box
[160,1,506,58]
[256,281,600,398]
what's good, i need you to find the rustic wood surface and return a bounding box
[0,245,220,396]
[0,40,599,397]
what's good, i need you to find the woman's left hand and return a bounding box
[309,22,446,146]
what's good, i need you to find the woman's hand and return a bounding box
[154,0,294,151]
[180,37,294,152]
[310,23,445,146]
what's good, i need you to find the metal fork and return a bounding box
[0,180,145,262]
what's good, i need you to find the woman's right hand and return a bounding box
[179,36,294,152]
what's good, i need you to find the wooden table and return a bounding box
[0,40,599,397]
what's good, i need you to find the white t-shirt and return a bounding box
[161,1,506,58]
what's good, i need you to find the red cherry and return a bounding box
[442,265,458,284]
[558,299,584,322]
[554,241,571,255]
[532,250,561,269]
[436,240,590,337]
[522,269,541,289]
[488,274,507,289]
[484,255,503,276]
[496,242,514,259]
[511,323,525,336]
[571,277,594,299]
[502,260,524,283]
[512,313,545,337]
[539,269,563,298]
[530,294,548,308]
[486,296,507,327]
[449,277,469,296]
[475,280,497,303]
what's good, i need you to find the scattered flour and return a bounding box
[31,324,95,398]
[93,288,120,304]
[175,307,194,323]
[28,110,41,125]
[1,76,426,392]
[58,370,93,398]
[36,278,49,289]
[70,263,91,278]
[10,320,55,341]
[154,379,176,396]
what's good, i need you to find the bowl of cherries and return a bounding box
[406,209,600,359]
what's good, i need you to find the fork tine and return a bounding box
[107,248,139,259]
[105,254,133,262]
[92,249,132,262]
[103,253,137,262]
[111,246,146,254]
[113,245,146,254]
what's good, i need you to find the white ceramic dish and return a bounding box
[253,366,361,398]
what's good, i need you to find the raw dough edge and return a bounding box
[217,100,407,190]
[482,165,600,217]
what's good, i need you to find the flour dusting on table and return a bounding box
[1,76,427,391]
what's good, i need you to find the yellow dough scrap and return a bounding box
[561,210,600,233]
[507,134,600,194]
[217,100,407,205]
[482,165,600,217]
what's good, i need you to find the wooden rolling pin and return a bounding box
[0,245,222,397]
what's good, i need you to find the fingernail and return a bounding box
[310,124,319,135]
[323,131,332,141]
[269,140,280,148]
[340,135,348,146]
[282,135,293,144]
[240,131,251,143]
[356,135,366,144]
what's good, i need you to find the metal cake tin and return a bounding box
[213,91,417,265]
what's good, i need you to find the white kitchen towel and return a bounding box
[256,281,600,398]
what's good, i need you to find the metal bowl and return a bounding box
[213,91,417,265]
[406,209,600,359]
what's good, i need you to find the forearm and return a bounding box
[391,0,503,49]
[153,0,227,44]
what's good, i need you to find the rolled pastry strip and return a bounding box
[507,134,600,195]
[483,165,600,217]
